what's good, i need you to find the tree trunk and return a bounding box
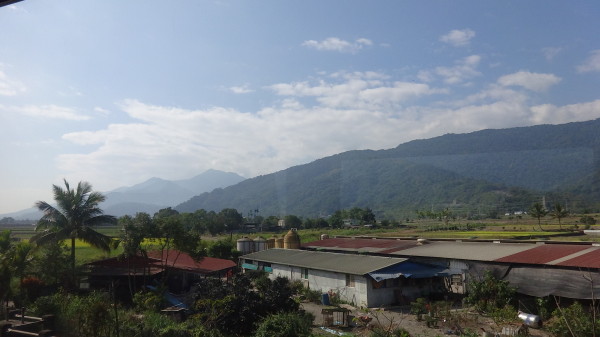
[71,236,76,287]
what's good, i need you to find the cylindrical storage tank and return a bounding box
[320,233,329,240]
[275,237,284,248]
[254,236,268,252]
[236,237,254,254]
[267,236,276,249]
[283,228,301,249]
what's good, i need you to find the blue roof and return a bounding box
[368,261,446,281]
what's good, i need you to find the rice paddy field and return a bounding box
[2,213,599,263]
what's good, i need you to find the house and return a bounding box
[86,250,237,294]
[240,248,447,307]
[147,250,237,293]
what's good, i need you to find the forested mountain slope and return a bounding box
[176,119,600,218]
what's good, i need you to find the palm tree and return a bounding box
[529,202,548,231]
[12,241,35,305]
[551,202,569,230]
[31,179,116,284]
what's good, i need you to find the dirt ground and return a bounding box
[300,302,553,337]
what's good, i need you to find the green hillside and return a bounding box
[176,119,600,218]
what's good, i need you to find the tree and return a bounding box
[529,202,548,231]
[283,215,302,229]
[31,180,117,284]
[12,241,35,305]
[361,207,376,224]
[551,203,569,229]
[218,208,244,231]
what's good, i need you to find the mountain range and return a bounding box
[175,119,600,219]
[2,169,245,220]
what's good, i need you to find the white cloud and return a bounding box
[530,100,600,124]
[302,37,373,53]
[270,71,439,109]
[0,69,26,96]
[439,29,475,47]
[94,107,111,116]
[3,104,90,120]
[55,70,600,192]
[498,71,561,92]
[419,55,481,84]
[229,84,254,94]
[577,50,600,73]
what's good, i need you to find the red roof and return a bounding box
[87,255,163,276]
[303,237,417,254]
[147,250,236,274]
[556,248,600,268]
[495,244,590,265]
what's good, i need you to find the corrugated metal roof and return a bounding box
[241,248,408,275]
[300,237,600,268]
[555,247,600,268]
[495,244,590,265]
[148,250,236,273]
[303,237,417,254]
[387,241,537,261]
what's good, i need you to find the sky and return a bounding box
[1,1,599,214]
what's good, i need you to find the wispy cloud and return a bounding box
[577,50,600,73]
[498,71,561,92]
[439,29,475,47]
[302,37,372,53]
[542,47,562,61]
[0,68,26,96]
[229,84,254,94]
[418,55,481,84]
[270,71,440,109]
[4,104,90,120]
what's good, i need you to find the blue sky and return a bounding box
[1,0,599,214]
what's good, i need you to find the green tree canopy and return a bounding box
[529,202,548,231]
[31,180,116,284]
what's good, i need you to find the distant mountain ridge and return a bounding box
[102,169,246,216]
[175,119,600,218]
[1,169,246,220]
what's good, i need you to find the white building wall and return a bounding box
[270,264,369,307]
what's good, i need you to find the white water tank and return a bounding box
[237,237,254,254]
[254,236,268,251]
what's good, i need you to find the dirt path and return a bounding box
[300,302,553,337]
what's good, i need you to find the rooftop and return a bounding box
[241,248,408,275]
[303,237,600,268]
[147,250,237,274]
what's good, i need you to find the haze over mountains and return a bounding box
[175,119,600,219]
[2,170,245,220]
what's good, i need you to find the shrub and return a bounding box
[546,301,600,337]
[465,271,515,313]
[254,312,313,337]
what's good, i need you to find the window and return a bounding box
[345,274,355,287]
[302,268,308,279]
[451,274,463,286]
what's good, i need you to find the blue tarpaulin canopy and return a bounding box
[368,261,447,282]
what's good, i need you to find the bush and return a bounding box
[465,271,515,313]
[546,301,600,337]
[30,291,115,337]
[254,312,314,337]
